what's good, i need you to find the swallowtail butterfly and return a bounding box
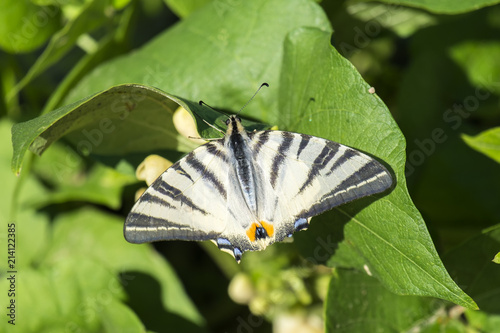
[125,87,392,262]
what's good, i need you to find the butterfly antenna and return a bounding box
[195,100,227,136]
[236,83,269,116]
[198,100,230,117]
[202,118,225,135]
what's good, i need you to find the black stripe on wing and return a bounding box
[296,133,311,159]
[297,161,392,218]
[321,160,392,203]
[184,153,227,200]
[325,149,359,176]
[155,181,208,215]
[250,131,271,156]
[171,164,194,183]
[125,213,218,243]
[298,141,340,192]
[270,132,295,188]
[205,141,229,164]
[139,192,175,209]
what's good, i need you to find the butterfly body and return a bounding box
[125,115,392,262]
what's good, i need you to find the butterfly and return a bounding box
[124,96,393,262]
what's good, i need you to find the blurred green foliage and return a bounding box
[2,0,500,332]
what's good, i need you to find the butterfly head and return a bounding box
[225,115,241,126]
[224,115,244,135]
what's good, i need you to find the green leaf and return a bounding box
[30,139,137,209]
[164,0,211,17]
[374,0,500,14]
[0,0,61,53]
[101,300,148,333]
[450,41,500,95]
[11,85,196,174]
[42,208,206,330]
[36,163,136,209]
[345,2,437,38]
[493,252,500,264]
[443,224,500,313]
[462,128,500,164]
[283,28,476,309]
[465,309,500,333]
[62,0,331,124]
[0,120,50,268]
[325,269,444,332]
[0,257,145,332]
[7,0,113,101]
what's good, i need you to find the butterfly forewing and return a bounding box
[125,140,231,243]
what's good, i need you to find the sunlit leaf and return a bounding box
[164,0,211,17]
[462,127,500,164]
[11,84,269,174]
[0,0,61,53]
[62,0,332,125]
[283,28,476,309]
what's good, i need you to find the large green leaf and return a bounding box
[11,85,196,174]
[62,0,332,125]
[13,0,325,174]
[283,28,476,309]
[462,128,500,164]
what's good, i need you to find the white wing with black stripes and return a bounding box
[124,115,393,262]
[125,142,230,243]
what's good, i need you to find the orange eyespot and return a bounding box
[246,221,274,242]
[246,223,258,242]
[260,221,274,237]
